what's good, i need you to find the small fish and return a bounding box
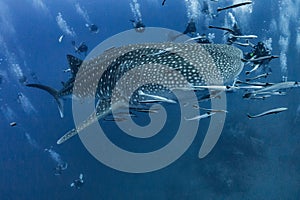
[217,1,252,12]
[249,94,271,100]
[251,81,299,94]
[247,55,279,63]
[245,73,270,81]
[193,85,236,92]
[10,121,17,127]
[185,35,207,43]
[231,34,258,39]
[236,85,264,89]
[208,25,236,35]
[233,41,250,47]
[185,112,216,121]
[242,81,291,99]
[138,90,176,104]
[199,107,228,113]
[236,80,274,87]
[58,35,64,43]
[256,91,287,96]
[247,107,288,118]
[138,99,173,104]
[245,64,260,75]
[162,0,166,6]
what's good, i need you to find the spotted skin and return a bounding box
[48,43,244,144]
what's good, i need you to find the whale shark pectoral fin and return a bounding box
[57,128,78,144]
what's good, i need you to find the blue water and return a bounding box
[0,0,300,199]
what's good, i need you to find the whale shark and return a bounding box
[26,43,244,144]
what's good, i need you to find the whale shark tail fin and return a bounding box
[26,83,64,118]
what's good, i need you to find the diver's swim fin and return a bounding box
[26,83,64,118]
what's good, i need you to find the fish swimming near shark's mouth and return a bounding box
[26,42,244,144]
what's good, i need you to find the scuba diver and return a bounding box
[201,1,216,18]
[54,162,68,176]
[86,23,99,33]
[18,75,28,85]
[16,92,23,104]
[130,19,146,32]
[70,173,84,189]
[244,41,271,60]
[183,19,197,36]
[202,1,210,15]
[30,72,39,83]
[71,41,88,56]
[243,41,274,74]
[244,41,272,66]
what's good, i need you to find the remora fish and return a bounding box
[217,1,252,12]
[247,55,279,62]
[26,55,83,118]
[185,35,207,43]
[255,91,286,96]
[192,85,236,91]
[230,35,258,39]
[244,81,299,98]
[245,73,270,81]
[236,80,274,87]
[245,64,260,75]
[185,112,216,121]
[249,95,271,100]
[233,41,250,47]
[28,43,244,144]
[198,107,228,113]
[137,90,177,104]
[208,25,236,34]
[247,107,288,118]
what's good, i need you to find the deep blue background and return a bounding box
[0,0,299,199]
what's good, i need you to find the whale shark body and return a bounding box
[26,42,244,144]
